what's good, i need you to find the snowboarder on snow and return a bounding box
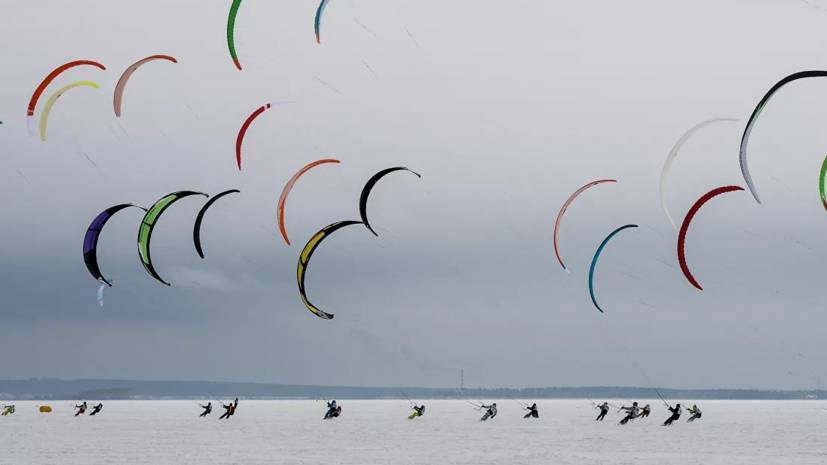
[595,402,610,421]
[74,401,87,417]
[324,400,338,419]
[480,403,497,421]
[687,404,702,422]
[619,401,640,425]
[523,403,539,419]
[408,404,426,419]
[89,403,103,416]
[663,403,682,426]
[219,398,237,420]
[199,402,212,417]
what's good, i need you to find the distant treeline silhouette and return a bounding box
[0,379,821,400]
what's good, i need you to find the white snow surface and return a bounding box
[3,400,826,464]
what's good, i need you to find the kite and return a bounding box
[278,159,340,245]
[359,167,421,236]
[588,224,638,313]
[314,0,331,44]
[83,204,145,286]
[113,55,178,117]
[97,282,106,307]
[660,118,738,229]
[297,220,363,320]
[27,60,106,119]
[193,189,240,259]
[553,179,617,271]
[236,103,271,170]
[138,191,208,286]
[740,70,827,204]
[39,81,99,141]
[820,155,827,210]
[227,0,243,70]
[677,185,744,290]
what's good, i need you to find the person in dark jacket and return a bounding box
[663,403,682,426]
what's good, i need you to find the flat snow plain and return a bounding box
[2,400,826,464]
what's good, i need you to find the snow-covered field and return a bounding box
[2,400,825,464]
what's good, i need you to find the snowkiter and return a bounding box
[199,402,212,417]
[663,403,682,426]
[219,401,234,420]
[687,404,702,422]
[89,403,103,416]
[595,402,610,421]
[480,403,497,421]
[74,401,87,417]
[324,400,338,419]
[523,403,539,419]
[619,402,640,425]
[408,404,426,419]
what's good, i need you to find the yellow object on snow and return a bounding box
[39,405,52,413]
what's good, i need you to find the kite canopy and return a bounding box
[660,118,738,229]
[740,71,827,204]
[359,167,421,236]
[820,156,827,211]
[278,159,340,245]
[83,204,145,286]
[677,185,744,291]
[588,224,638,313]
[314,0,332,44]
[138,191,207,286]
[553,179,617,271]
[227,0,243,70]
[97,283,106,307]
[193,189,240,259]
[39,81,100,141]
[297,220,363,320]
[113,54,178,117]
[236,103,271,170]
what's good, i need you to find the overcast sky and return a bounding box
[1,0,826,390]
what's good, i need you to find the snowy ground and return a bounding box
[2,399,826,464]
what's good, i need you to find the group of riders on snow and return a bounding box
[57,396,702,425]
[595,401,702,425]
[197,398,239,419]
[73,401,104,417]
